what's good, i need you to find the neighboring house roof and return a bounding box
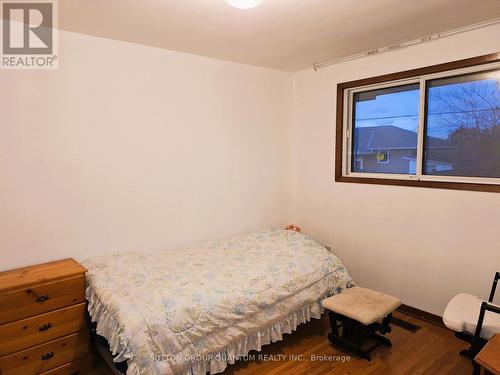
[354,125,450,153]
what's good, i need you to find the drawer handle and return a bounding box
[41,352,54,360]
[39,323,52,332]
[36,294,50,302]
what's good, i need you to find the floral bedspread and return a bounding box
[83,229,353,375]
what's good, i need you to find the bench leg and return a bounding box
[327,311,393,361]
[370,332,392,348]
[371,312,393,347]
[327,312,374,360]
[328,331,372,360]
[328,310,340,336]
[380,313,393,334]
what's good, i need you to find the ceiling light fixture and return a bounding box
[226,0,262,9]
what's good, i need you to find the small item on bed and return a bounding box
[322,287,401,361]
[285,224,302,232]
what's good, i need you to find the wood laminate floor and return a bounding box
[91,311,471,375]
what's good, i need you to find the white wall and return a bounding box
[290,24,500,315]
[1,21,498,317]
[0,30,292,270]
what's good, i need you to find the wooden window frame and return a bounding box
[335,52,500,193]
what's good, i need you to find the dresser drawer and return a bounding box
[38,355,94,375]
[0,277,85,325]
[0,332,90,375]
[0,303,87,356]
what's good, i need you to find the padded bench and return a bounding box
[322,287,401,360]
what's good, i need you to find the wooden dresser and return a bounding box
[475,334,500,375]
[0,259,93,375]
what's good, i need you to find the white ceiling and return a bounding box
[59,0,500,72]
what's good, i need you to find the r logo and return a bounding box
[2,2,53,54]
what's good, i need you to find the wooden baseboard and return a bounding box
[397,304,446,329]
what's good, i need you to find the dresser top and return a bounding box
[475,334,500,375]
[0,258,87,294]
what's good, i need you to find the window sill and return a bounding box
[335,175,500,193]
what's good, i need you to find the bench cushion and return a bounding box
[443,293,500,340]
[322,287,401,325]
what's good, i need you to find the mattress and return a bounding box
[83,229,353,375]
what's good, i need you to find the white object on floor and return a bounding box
[443,293,500,340]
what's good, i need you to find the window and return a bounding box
[351,83,419,174]
[336,53,500,193]
[425,71,500,178]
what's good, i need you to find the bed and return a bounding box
[83,229,353,375]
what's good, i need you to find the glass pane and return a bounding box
[351,83,420,174]
[424,70,500,178]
